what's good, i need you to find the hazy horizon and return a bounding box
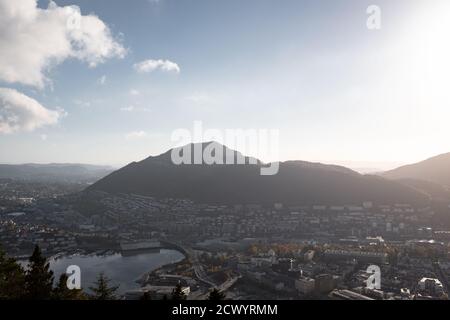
[0,140,417,174]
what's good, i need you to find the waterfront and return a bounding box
[49,249,185,294]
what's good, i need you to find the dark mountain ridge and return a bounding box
[88,142,429,206]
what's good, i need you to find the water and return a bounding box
[48,249,185,294]
[7,212,26,217]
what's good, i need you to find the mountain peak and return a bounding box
[144,141,261,165]
[88,143,428,206]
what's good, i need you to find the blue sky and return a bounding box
[1,0,449,169]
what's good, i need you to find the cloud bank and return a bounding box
[0,0,126,88]
[0,88,64,134]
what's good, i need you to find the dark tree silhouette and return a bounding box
[140,291,152,300]
[53,273,86,300]
[171,283,187,300]
[0,247,26,299]
[25,245,54,300]
[208,288,226,300]
[89,272,119,300]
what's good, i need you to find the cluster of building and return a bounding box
[0,217,78,256]
[230,243,450,300]
[1,187,450,300]
[53,193,438,245]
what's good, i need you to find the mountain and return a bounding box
[0,163,114,183]
[87,142,428,206]
[393,178,450,201]
[382,153,450,188]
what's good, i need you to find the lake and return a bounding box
[47,249,185,294]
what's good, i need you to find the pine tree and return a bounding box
[89,272,119,300]
[208,288,226,301]
[0,247,27,299]
[53,273,86,300]
[140,291,152,300]
[25,245,54,300]
[171,283,187,300]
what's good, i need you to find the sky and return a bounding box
[1,0,450,169]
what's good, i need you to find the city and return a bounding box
[2,176,450,300]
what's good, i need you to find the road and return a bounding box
[186,248,217,287]
[183,245,241,300]
[194,275,241,300]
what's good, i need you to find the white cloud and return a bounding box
[120,105,151,112]
[125,130,148,140]
[0,88,64,134]
[134,59,180,74]
[129,89,140,96]
[120,105,135,112]
[0,0,126,88]
[97,75,107,85]
[184,92,214,104]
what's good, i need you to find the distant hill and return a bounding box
[393,178,450,201]
[0,163,113,183]
[382,153,450,187]
[87,142,428,206]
